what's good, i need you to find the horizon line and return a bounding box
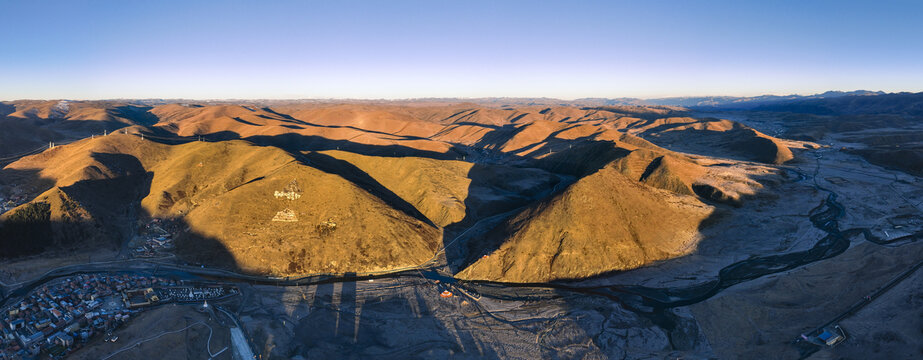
[4,89,921,103]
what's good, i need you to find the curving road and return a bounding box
[99,321,227,360]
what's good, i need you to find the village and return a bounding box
[0,188,29,216]
[0,273,237,359]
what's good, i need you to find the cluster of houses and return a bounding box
[0,274,177,359]
[0,193,28,215]
[130,219,175,258]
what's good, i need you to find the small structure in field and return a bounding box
[315,218,337,235]
[272,208,298,222]
[803,325,846,347]
[816,326,846,346]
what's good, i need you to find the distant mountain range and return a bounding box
[422,90,923,115]
[401,91,922,115]
[584,90,889,109]
[8,90,922,116]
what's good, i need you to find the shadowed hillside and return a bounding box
[1,135,440,275]
[456,160,714,282]
[1,101,789,281]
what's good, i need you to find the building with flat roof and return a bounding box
[53,333,74,347]
[818,329,843,346]
[18,329,43,346]
[122,288,159,308]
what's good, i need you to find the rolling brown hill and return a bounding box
[1,101,788,281]
[1,134,440,275]
[0,100,155,158]
[319,150,561,228]
[612,117,794,164]
[456,160,714,282]
[0,187,104,258]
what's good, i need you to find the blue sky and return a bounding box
[1,0,921,100]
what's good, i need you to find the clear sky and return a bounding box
[2,0,922,100]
